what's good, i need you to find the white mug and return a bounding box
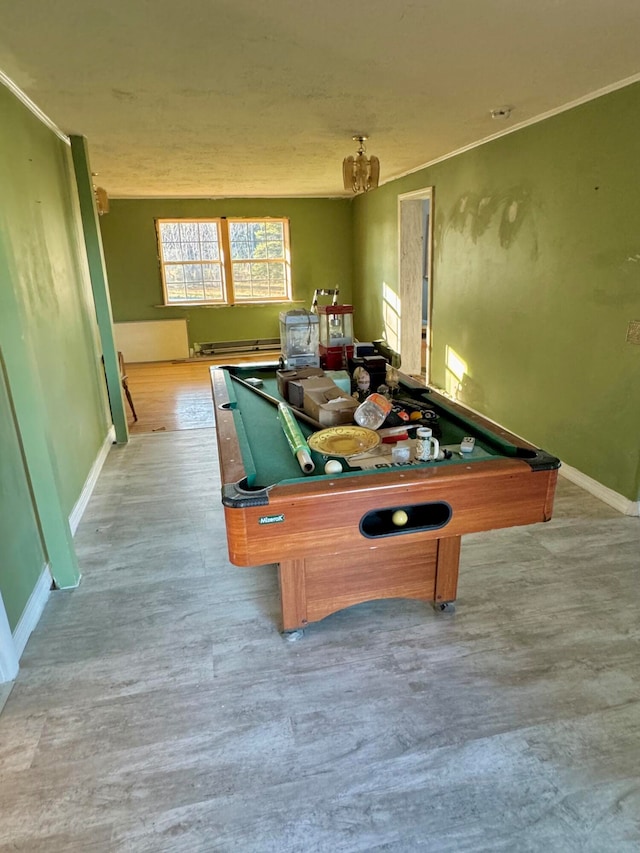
[415,427,440,462]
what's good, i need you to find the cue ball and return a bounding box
[392,509,409,527]
[324,459,343,474]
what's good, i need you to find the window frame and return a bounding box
[156,217,292,307]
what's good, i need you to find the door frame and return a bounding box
[397,187,434,381]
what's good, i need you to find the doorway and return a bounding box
[398,187,433,380]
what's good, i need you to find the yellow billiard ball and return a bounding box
[392,509,409,527]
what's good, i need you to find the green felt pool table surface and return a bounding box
[221,364,555,489]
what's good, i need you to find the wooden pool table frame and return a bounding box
[211,367,559,633]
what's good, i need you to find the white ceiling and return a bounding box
[2,1,640,198]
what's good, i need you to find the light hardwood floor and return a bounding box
[125,355,280,435]
[1,364,639,851]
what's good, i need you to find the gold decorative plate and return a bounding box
[308,426,381,458]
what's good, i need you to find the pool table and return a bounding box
[211,364,560,634]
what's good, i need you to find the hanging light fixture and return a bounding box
[342,135,380,194]
[91,173,110,215]
[94,185,110,215]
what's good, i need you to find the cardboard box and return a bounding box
[287,379,307,408]
[276,367,324,401]
[298,375,337,396]
[288,374,335,408]
[302,377,358,426]
[324,369,351,395]
[306,390,358,426]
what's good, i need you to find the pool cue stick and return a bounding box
[277,403,315,474]
[228,373,324,431]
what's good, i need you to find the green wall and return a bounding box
[353,83,640,502]
[0,85,111,626]
[100,197,353,348]
[0,363,47,630]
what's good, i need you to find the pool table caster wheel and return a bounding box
[282,629,305,642]
[434,601,456,614]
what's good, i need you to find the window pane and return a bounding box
[179,242,199,262]
[202,264,222,283]
[250,262,269,284]
[162,243,182,262]
[269,263,285,290]
[230,238,250,260]
[230,221,269,260]
[233,262,251,282]
[267,222,283,238]
[199,222,218,241]
[165,264,185,282]
[231,257,289,299]
[252,237,268,259]
[250,221,267,242]
[203,282,224,300]
[160,222,180,242]
[158,219,226,303]
[179,222,198,242]
[229,222,249,242]
[269,263,285,281]
[167,282,187,300]
[266,238,284,259]
[184,264,203,283]
[201,241,220,261]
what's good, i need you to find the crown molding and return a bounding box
[384,72,640,186]
[0,69,69,144]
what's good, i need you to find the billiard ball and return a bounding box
[324,459,343,474]
[392,509,409,527]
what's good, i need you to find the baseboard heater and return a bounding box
[196,338,280,356]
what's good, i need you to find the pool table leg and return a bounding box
[433,535,461,612]
[279,559,308,633]
[278,534,463,632]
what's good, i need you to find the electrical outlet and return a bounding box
[626,321,640,345]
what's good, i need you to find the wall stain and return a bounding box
[438,186,536,257]
[112,89,136,101]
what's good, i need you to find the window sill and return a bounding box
[154,301,303,309]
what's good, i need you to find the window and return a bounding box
[156,217,292,306]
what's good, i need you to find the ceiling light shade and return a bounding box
[343,135,379,194]
[94,185,110,215]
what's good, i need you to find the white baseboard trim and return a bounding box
[69,425,116,535]
[12,564,53,661]
[559,462,640,517]
[0,592,19,683]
